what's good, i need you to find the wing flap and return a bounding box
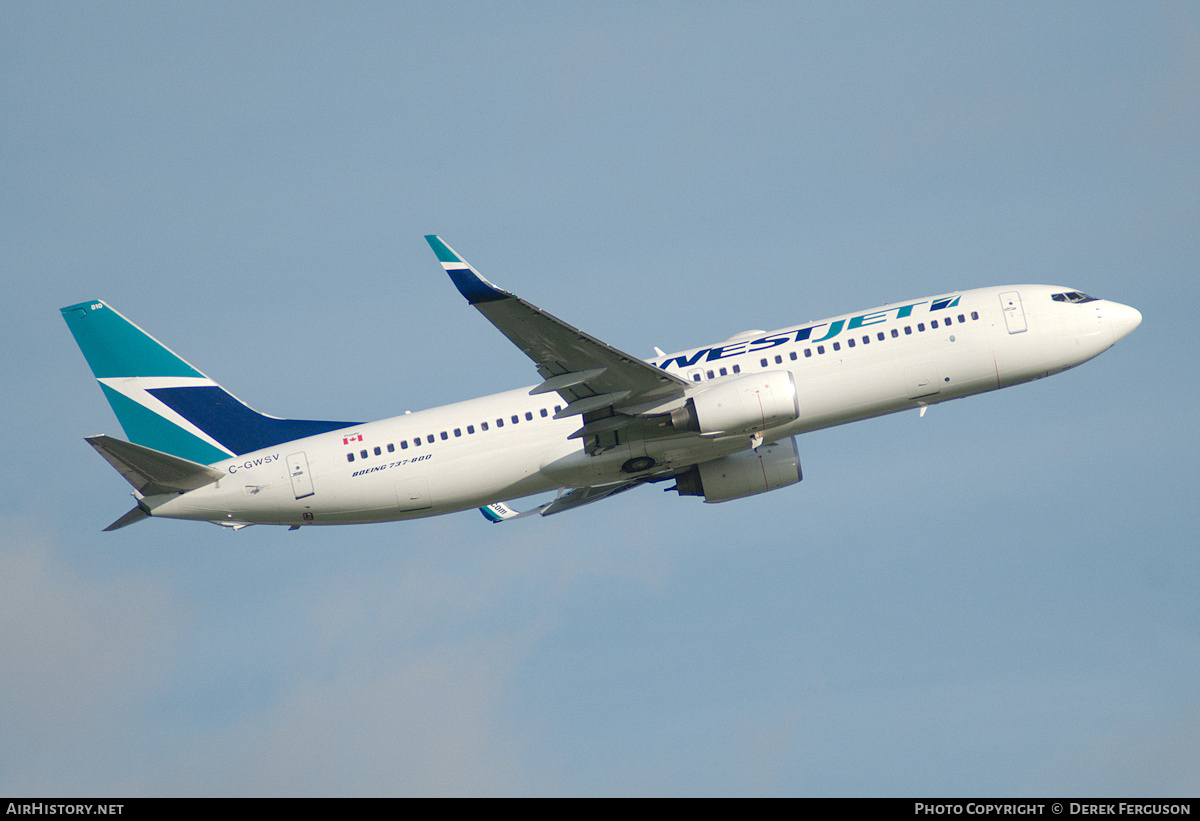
[567,413,637,440]
[552,391,632,419]
[539,480,645,516]
[530,368,608,395]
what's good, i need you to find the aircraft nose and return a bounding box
[1106,301,1142,343]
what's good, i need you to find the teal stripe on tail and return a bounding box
[61,300,204,379]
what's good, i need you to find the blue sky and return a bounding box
[2,2,1197,796]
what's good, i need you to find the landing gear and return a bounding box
[621,456,656,474]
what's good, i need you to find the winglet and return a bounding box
[425,235,509,304]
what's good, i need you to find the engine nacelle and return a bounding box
[673,437,802,503]
[670,370,800,435]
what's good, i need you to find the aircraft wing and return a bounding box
[479,478,650,522]
[426,237,689,435]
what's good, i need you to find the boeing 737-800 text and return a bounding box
[62,236,1141,531]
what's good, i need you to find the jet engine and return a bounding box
[670,370,800,435]
[672,437,802,503]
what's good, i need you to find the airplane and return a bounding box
[61,236,1141,531]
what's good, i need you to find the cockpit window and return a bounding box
[1052,291,1098,303]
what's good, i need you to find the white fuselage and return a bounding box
[148,284,1139,526]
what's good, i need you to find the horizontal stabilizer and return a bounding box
[104,505,150,532]
[86,435,225,496]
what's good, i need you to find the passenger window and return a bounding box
[971,311,979,320]
[401,440,409,449]
[832,341,840,351]
[804,348,812,357]
[789,352,797,360]
[706,370,715,379]
[426,435,434,444]
[692,373,702,382]
[413,438,420,447]
[817,345,825,354]
[862,336,869,344]
[958,314,966,323]
[360,449,368,459]
[387,443,394,453]
[774,355,783,364]
[496,419,504,428]
[891,329,899,338]
[347,453,354,462]
[481,421,489,431]
[760,359,768,367]
[525,412,533,421]
[877,332,884,341]
[733,364,741,373]
[905,326,912,335]
[454,428,461,438]
[943,317,951,326]
[847,338,855,348]
[467,425,475,434]
[917,323,925,332]
[374,446,381,456]
[511,415,519,424]
[540,409,548,417]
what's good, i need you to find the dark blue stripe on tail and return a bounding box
[148,386,357,456]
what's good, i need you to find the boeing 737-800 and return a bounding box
[62,236,1141,531]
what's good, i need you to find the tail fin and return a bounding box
[61,301,356,464]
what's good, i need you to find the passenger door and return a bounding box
[286,452,315,500]
[1000,291,1027,334]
